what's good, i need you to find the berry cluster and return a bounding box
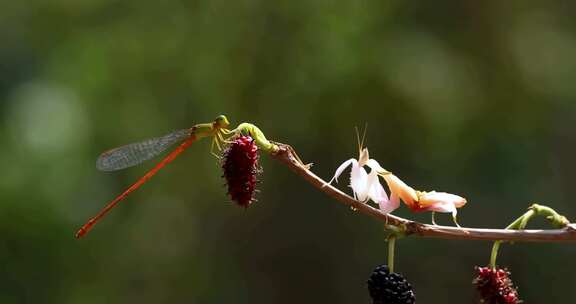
[473,266,520,304]
[367,265,416,304]
[222,135,260,207]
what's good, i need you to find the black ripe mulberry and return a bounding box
[222,135,260,207]
[367,265,416,304]
[473,266,520,304]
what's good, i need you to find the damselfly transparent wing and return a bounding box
[96,129,192,171]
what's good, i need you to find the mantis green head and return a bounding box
[214,115,230,129]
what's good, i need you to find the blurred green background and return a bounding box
[1,1,576,303]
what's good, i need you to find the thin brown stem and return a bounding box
[270,143,576,243]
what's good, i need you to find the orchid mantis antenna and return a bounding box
[355,123,368,152]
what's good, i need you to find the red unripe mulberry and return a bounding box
[473,266,520,304]
[222,136,260,207]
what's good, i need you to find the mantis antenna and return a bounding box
[355,122,368,152]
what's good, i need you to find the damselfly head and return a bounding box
[214,115,230,129]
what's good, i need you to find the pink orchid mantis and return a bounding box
[327,129,467,226]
